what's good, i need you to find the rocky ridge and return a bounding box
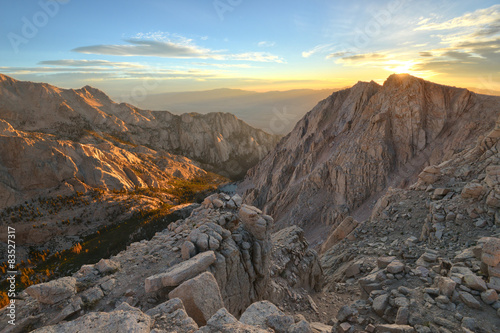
[241,74,500,242]
[0,74,280,187]
[0,193,324,332]
[316,112,500,331]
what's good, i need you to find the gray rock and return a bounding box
[461,317,477,331]
[240,301,285,328]
[336,305,357,322]
[145,251,216,293]
[32,306,151,333]
[459,291,481,309]
[197,308,270,332]
[47,297,83,325]
[168,271,224,326]
[395,307,409,325]
[81,286,104,305]
[288,320,312,333]
[181,241,197,260]
[265,313,294,333]
[372,294,390,317]
[463,274,487,292]
[96,259,121,274]
[25,277,77,305]
[387,261,405,274]
[145,298,184,317]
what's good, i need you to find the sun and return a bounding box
[384,60,415,74]
[383,60,436,80]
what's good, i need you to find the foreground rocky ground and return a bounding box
[0,193,325,332]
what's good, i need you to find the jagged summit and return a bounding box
[241,74,500,239]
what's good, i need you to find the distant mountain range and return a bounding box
[0,74,280,208]
[125,88,334,135]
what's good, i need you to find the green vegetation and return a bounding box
[126,172,227,204]
[85,130,137,147]
[0,191,101,224]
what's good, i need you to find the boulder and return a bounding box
[96,259,121,274]
[240,301,285,328]
[25,277,77,305]
[168,271,224,326]
[377,256,396,269]
[372,294,389,317]
[239,204,270,240]
[387,261,405,274]
[461,183,485,199]
[437,277,456,297]
[459,291,482,309]
[32,306,151,333]
[463,274,487,292]
[145,251,216,293]
[482,238,500,267]
[196,307,271,333]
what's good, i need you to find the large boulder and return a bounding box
[145,251,216,293]
[32,305,151,333]
[196,308,272,333]
[168,272,224,326]
[25,277,77,305]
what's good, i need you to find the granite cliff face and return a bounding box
[0,118,206,209]
[241,74,500,237]
[0,74,280,180]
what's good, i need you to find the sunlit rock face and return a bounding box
[0,74,280,181]
[241,74,500,235]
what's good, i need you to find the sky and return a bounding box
[1,0,500,102]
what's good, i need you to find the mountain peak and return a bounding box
[383,73,421,87]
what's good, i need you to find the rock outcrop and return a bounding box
[320,112,500,332]
[0,192,322,332]
[241,74,500,240]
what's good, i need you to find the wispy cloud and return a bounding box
[326,51,350,59]
[258,41,275,47]
[338,53,386,62]
[302,43,337,58]
[416,5,500,31]
[0,65,224,80]
[72,33,285,63]
[412,5,500,76]
[38,59,145,68]
[193,62,254,68]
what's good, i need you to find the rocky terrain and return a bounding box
[0,193,326,332]
[0,74,278,311]
[241,74,500,242]
[2,74,500,332]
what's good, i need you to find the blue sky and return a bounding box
[1,0,500,99]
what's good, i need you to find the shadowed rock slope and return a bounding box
[241,74,500,238]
